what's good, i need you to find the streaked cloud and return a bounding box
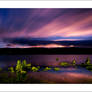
[0,8,92,47]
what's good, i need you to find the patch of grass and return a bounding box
[60,62,70,67]
[31,67,39,72]
[54,67,60,71]
[43,67,51,71]
[86,66,92,71]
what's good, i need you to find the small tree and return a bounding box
[72,59,76,65]
[85,57,90,65]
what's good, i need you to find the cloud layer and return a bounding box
[0,8,92,47]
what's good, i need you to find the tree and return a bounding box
[72,59,76,65]
[85,57,90,65]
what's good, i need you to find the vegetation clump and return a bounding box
[16,60,22,72]
[72,59,76,66]
[56,58,59,61]
[8,67,14,73]
[54,67,60,71]
[86,66,92,70]
[85,57,91,65]
[60,62,69,67]
[43,67,51,71]
[32,66,39,72]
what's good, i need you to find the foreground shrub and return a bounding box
[60,62,69,66]
[32,67,39,72]
[54,67,60,71]
[86,66,92,70]
[72,59,76,65]
[43,67,51,71]
[16,60,22,72]
[8,67,14,73]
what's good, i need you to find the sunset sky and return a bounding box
[0,8,92,48]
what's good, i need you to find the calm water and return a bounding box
[28,67,92,83]
[0,55,92,83]
[0,55,92,67]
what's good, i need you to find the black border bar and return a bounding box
[0,48,92,55]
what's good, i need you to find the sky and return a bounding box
[0,8,92,48]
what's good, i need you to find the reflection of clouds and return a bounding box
[28,71,92,83]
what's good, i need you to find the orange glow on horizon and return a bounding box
[30,44,66,48]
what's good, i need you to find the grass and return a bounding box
[54,67,60,71]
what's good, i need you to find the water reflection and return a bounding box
[28,67,92,83]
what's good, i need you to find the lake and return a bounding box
[27,67,92,83]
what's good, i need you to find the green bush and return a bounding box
[72,59,76,65]
[85,57,91,65]
[21,70,27,74]
[21,70,27,81]
[32,67,39,72]
[8,67,14,73]
[86,66,92,70]
[60,62,69,66]
[26,64,31,67]
[22,60,27,69]
[43,67,51,71]
[54,67,60,71]
[16,60,22,72]
[26,64,31,69]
